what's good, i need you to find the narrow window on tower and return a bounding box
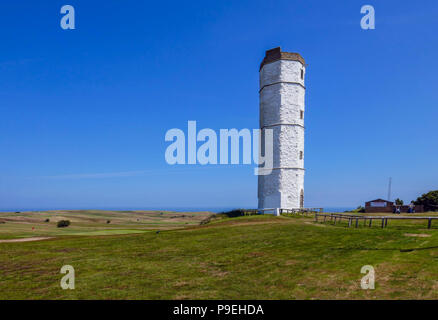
[300,69,304,80]
[300,151,303,160]
[300,110,304,120]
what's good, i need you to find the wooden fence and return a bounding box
[258,208,324,216]
[315,213,438,229]
[280,208,323,217]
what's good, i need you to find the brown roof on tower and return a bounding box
[260,47,305,70]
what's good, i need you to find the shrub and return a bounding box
[346,206,365,213]
[414,190,438,212]
[57,220,70,228]
[219,209,259,218]
[106,220,111,224]
[44,218,50,222]
[200,209,260,226]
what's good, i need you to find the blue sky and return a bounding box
[0,1,437,210]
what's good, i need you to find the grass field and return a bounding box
[0,210,211,240]
[1,210,438,299]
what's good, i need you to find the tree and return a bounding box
[395,198,404,206]
[57,220,71,228]
[414,190,438,212]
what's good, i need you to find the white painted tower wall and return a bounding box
[258,48,306,210]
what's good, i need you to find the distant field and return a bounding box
[1,211,438,299]
[0,210,212,240]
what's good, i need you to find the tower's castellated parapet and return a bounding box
[258,47,306,210]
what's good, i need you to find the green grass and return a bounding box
[1,212,438,299]
[0,210,211,239]
[62,229,151,236]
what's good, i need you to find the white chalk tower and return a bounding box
[258,47,306,210]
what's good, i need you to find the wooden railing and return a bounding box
[315,213,438,229]
[280,208,323,216]
[257,208,324,216]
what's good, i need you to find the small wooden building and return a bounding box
[365,199,424,213]
[365,199,394,213]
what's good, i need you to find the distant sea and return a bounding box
[0,206,354,213]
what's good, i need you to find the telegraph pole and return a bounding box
[387,177,392,201]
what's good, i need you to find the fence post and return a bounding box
[315,213,318,222]
[381,218,385,228]
[385,218,388,228]
[355,218,359,228]
[428,218,432,229]
[369,219,372,227]
[348,218,352,227]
